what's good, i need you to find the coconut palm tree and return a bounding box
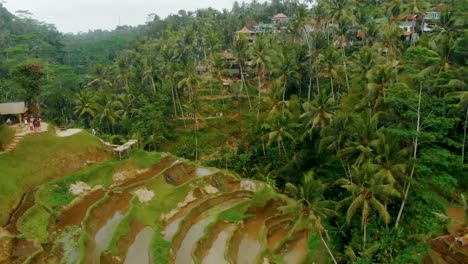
[281,171,338,263]
[446,91,468,162]
[301,90,336,141]
[318,46,342,101]
[251,35,271,120]
[337,162,400,249]
[232,34,253,109]
[86,64,112,91]
[94,93,120,134]
[73,90,96,128]
[262,101,299,156]
[142,56,159,94]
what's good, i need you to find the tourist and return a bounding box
[6,118,12,126]
[92,128,96,136]
[37,118,42,131]
[24,116,28,127]
[29,118,34,132]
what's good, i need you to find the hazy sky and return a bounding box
[3,0,237,33]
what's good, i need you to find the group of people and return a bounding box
[24,116,42,132]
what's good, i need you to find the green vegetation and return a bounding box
[18,204,49,243]
[0,129,107,224]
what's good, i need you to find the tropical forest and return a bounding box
[0,0,467,263]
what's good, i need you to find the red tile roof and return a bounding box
[273,13,288,19]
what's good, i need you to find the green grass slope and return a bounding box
[0,128,109,224]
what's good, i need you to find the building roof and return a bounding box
[236,26,255,34]
[0,102,28,115]
[273,13,288,19]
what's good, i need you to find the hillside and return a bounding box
[0,127,109,225]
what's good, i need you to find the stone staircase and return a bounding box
[0,126,26,154]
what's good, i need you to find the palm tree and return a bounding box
[337,111,382,167]
[290,5,311,41]
[251,35,271,120]
[232,34,253,109]
[94,93,119,134]
[318,46,342,101]
[364,63,397,113]
[273,44,300,116]
[142,56,159,94]
[178,57,202,160]
[338,162,400,249]
[73,90,96,128]
[332,17,354,91]
[262,101,298,155]
[446,91,468,162]
[86,64,112,91]
[281,171,338,264]
[301,90,336,141]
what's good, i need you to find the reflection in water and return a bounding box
[175,199,247,264]
[202,226,234,264]
[176,218,213,264]
[237,235,262,264]
[196,167,215,177]
[92,211,124,264]
[164,217,183,241]
[124,226,154,264]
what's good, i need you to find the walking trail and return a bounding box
[0,123,83,155]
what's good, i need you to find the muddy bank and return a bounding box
[226,200,283,264]
[118,156,177,188]
[281,230,309,264]
[164,162,217,186]
[57,188,106,230]
[265,214,295,251]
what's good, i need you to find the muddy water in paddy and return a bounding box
[58,189,105,229]
[165,217,183,241]
[92,211,124,263]
[237,236,262,264]
[175,199,248,264]
[202,225,234,264]
[84,192,132,264]
[124,226,154,264]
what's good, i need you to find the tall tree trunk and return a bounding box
[462,106,468,162]
[395,82,422,229]
[150,76,156,94]
[239,64,253,109]
[171,83,178,118]
[341,46,350,91]
[175,87,186,128]
[320,234,338,264]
